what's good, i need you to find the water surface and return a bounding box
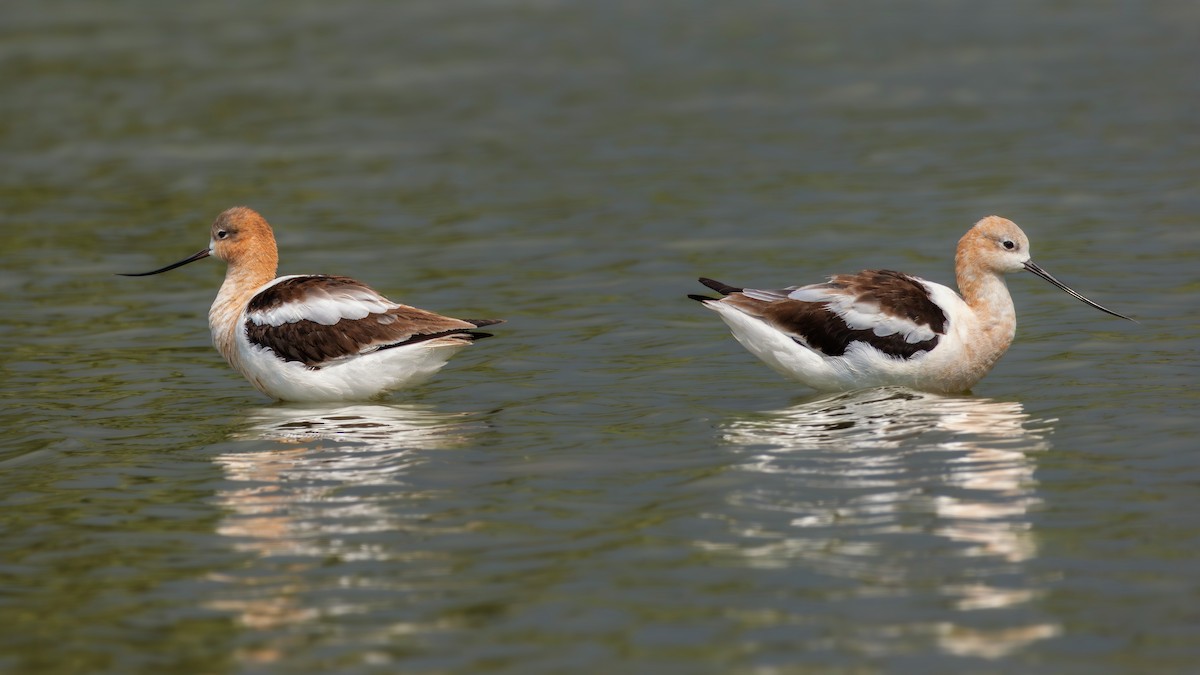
[2,1,1198,673]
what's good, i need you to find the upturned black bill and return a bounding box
[1023,260,1135,322]
[119,249,211,276]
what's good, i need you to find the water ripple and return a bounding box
[707,388,1058,659]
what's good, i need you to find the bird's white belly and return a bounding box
[234,336,468,401]
[709,301,989,394]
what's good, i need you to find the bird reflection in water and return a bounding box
[206,404,480,666]
[713,388,1060,659]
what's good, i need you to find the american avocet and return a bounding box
[121,207,502,401]
[688,216,1133,394]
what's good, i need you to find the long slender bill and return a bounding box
[119,248,211,276]
[1023,260,1136,322]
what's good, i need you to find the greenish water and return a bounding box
[2,1,1198,673]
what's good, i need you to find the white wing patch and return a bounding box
[741,288,790,302]
[246,276,399,327]
[784,286,833,303]
[822,293,938,344]
[775,280,940,344]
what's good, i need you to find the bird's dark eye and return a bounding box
[1002,240,1015,250]
[216,230,229,240]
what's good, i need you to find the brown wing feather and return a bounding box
[827,270,947,334]
[244,276,503,368]
[719,269,946,359]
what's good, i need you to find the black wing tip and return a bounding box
[698,277,743,295]
[466,318,505,328]
[687,294,718,303]
[376,327,498,353]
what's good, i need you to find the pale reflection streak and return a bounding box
[713,387,1059,658]
[207,404,477,664]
